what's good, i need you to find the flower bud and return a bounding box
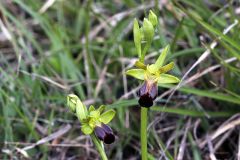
[148,10,158,27]
[137,81,158,108]
[133,19,142,58]
[67,94,88,121]
[94,124,115,144]
[67,94,79,113]
[142,18,154,43]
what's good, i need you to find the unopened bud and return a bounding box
[67,94,79,113]
[142,18,154,43]
[148,10,158,27]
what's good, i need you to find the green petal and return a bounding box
[147,64,159,74]
[97,105,106,113]
[157,74,180,84]
[76,99,88,121]
[133,19,142,58]
[155,45,170,68]
[134,60,146,70]
[99,109,116,124]
[89,110,100,118]
[159,62,174,73]
[126,69,145,80]
[81,124,93,135]
[89,105,95,112]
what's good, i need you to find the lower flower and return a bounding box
[137,80,158,108]
[94,123,115,144]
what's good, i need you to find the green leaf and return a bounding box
[81,124,93,135]
[151,106,235,118]
[159,62,174,73]
[157,74,180,84]
[155,45,170,68]
[133,19,142,58]
[175,2,240,51]
[126,69,145,80]
[99,109,116,124]
[148,10,158,27]
[89,105,95,112]
[107,99,138,109]
[200,20,240,51]
[76,99,88,121]
[179,87,240,105]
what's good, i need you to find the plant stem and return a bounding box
[141,107,148,160]
[91,134,108,160]
[140,44,148,160]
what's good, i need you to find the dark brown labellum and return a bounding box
[94,124,115,144]
[137,81,158,108]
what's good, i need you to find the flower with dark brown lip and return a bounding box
[94,123,115,144]
[126,46,180,108]
[137,81,158,108]
[67,95,116,144]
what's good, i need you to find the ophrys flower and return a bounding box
[67,94,116,144]
[126,45,180,107]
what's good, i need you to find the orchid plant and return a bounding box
[125,10,180,159]
[67,94,116,160]
[126,46,180,107]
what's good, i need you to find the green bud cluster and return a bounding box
[133,10,158,61]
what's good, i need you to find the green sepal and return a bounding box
[76,99,88,121]
[126,69,145,80]
[81,124,93,135]
[159,62,174,73]
[155,45,170,68]
[157,74,180,84]
[89,110,100,118]
[133,19,142,58]
[89,105,95,112]
[97,105,106,113]
[99,109,116,124]
[148,10,158,27]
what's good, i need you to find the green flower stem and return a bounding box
[141,107,148,160]
[91,134,108,160]
[140,49,148,160]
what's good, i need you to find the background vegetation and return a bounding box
[1,0,240,159]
